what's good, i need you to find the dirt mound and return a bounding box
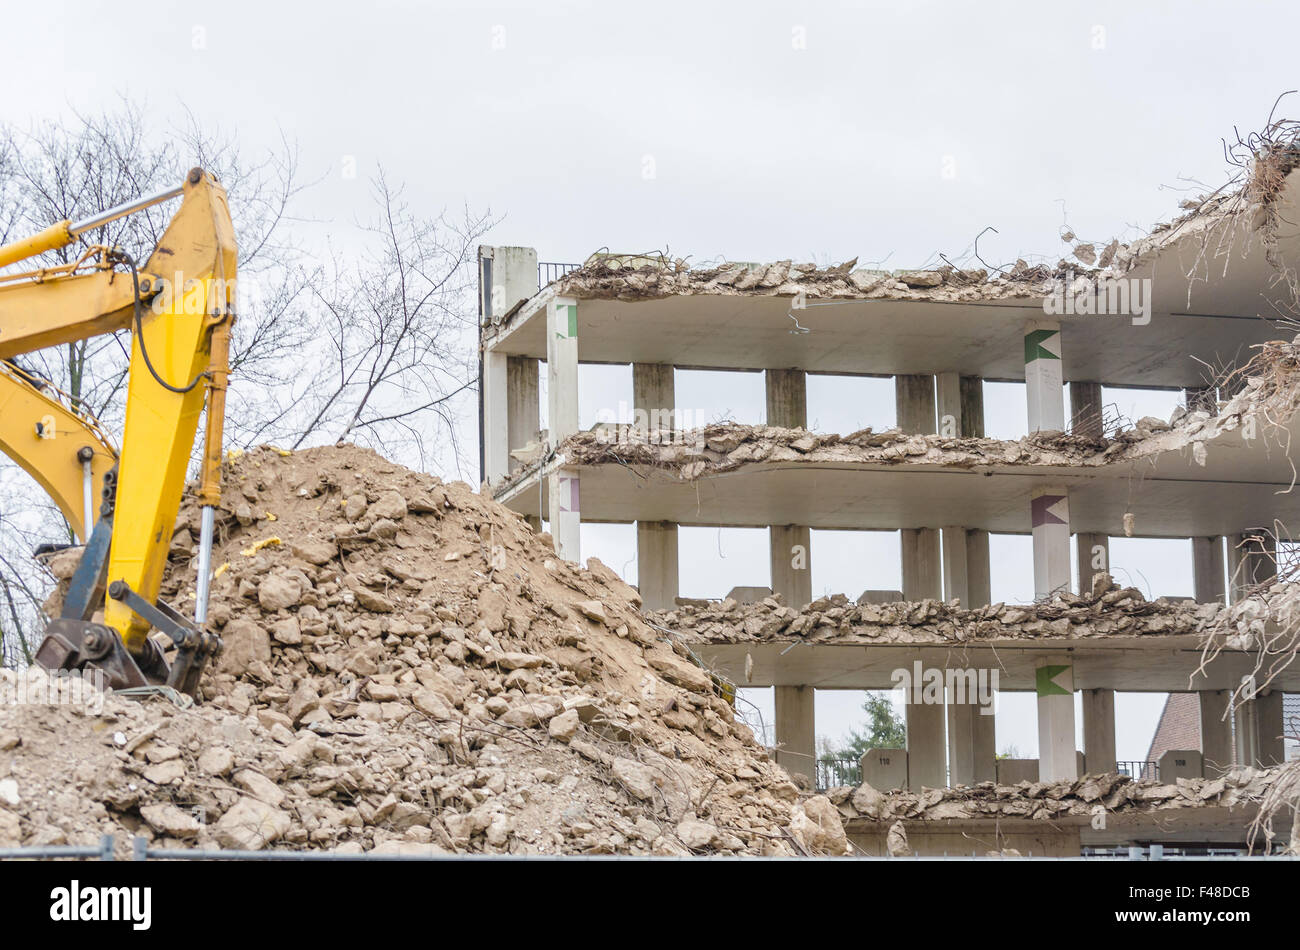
[1,444,841,856]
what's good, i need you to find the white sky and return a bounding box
[4,0,1294,769]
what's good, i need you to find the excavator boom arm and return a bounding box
[0,168,236,694]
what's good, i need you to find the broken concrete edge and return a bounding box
[657,569,1300,654]
[829,764,1291,826]
[480,155,1300,341]
[489,344,1300,497]
[651,576,1222,646]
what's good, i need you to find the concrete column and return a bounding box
[906,690,947,790]
[1234,697,1260,768]
[1025,319,1064,433]
[547,297,579,443]
[479,245,539,320]
[770,525,812,608]
[966,529,992,607]
[1192,536,1226,604]
[1257,690,1286,768]
[901,528,942,601]
[774,685,815,783]
[941,526,969,605]
[1237,690,1286,768]
[1032,487,1071,600]
[1229,530,1277,601]
[1081,688,1116,774]
[1036,660,1077,781]
[1199,690,1233,776]
[482,350,509,484]
[936,372,962,437]
[946,685,995,787]
[972,702,996,783]
[546,297,581,563]
[1076,532,1110,595]
[633,365,678,609]
[1069,381,1104,438]
[960,375,985,438]
[507,356,540,472]
[895,374,936,434]
[633,362,675,432]
[636,521,678,610]
[766,370,811,610]
[947,694,975,787]
[765,368,807,429]
[547,470,581,563]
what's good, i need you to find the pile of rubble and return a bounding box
[539,423,1106,480]
[0,444,853,857]
[654,578,1211,646]
[828,766,1286,825]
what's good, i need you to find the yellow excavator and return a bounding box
[0,168,235,696]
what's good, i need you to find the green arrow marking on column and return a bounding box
[554,303,577,339]
[1036,664,1072,696]
[1025,328,1060,363]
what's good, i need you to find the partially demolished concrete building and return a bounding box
[477,157,1300,853]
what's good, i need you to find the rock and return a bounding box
[286,684,320,723]
[353,587,394,613]
[271,617,302,645]
[886,820,911,857]
[216,620,271,675]
[0,732,19,752]
[291,540,335,565]
[170,527,195,557]
[675,817,720,850]
[548,708,580,742]
[850,782,885,818]
[140,803,202,839]
[0,779,18,807]
[0,808,20,846]
[789,795,850,855]
[198,747,235,776]
[411,690,452,719]
[647,654,712,693]
[142,759,185,785]
[611,758,658,800]
[900,270,942,288]
[496,652,544,670]
[477,590,508,632]
[576,600,608,624]
[233,770,287,807]
[499,697,562,728]
[369,490,408,521]
[344,494,368,521]
[258,573,301,611]
[213,796,290,851]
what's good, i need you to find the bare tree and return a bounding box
[0,100,315,665]
[284,170,493,472]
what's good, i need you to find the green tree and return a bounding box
[821,692,906,765]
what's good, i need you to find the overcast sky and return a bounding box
[4,0,1295,770]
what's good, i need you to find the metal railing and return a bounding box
[816,756,862,790]
[0,834,1293,861]
[1117,760,1159,781]
[538,261,580,285]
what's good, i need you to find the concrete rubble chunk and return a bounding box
[213,796,291,851]
[140,803,202,839]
